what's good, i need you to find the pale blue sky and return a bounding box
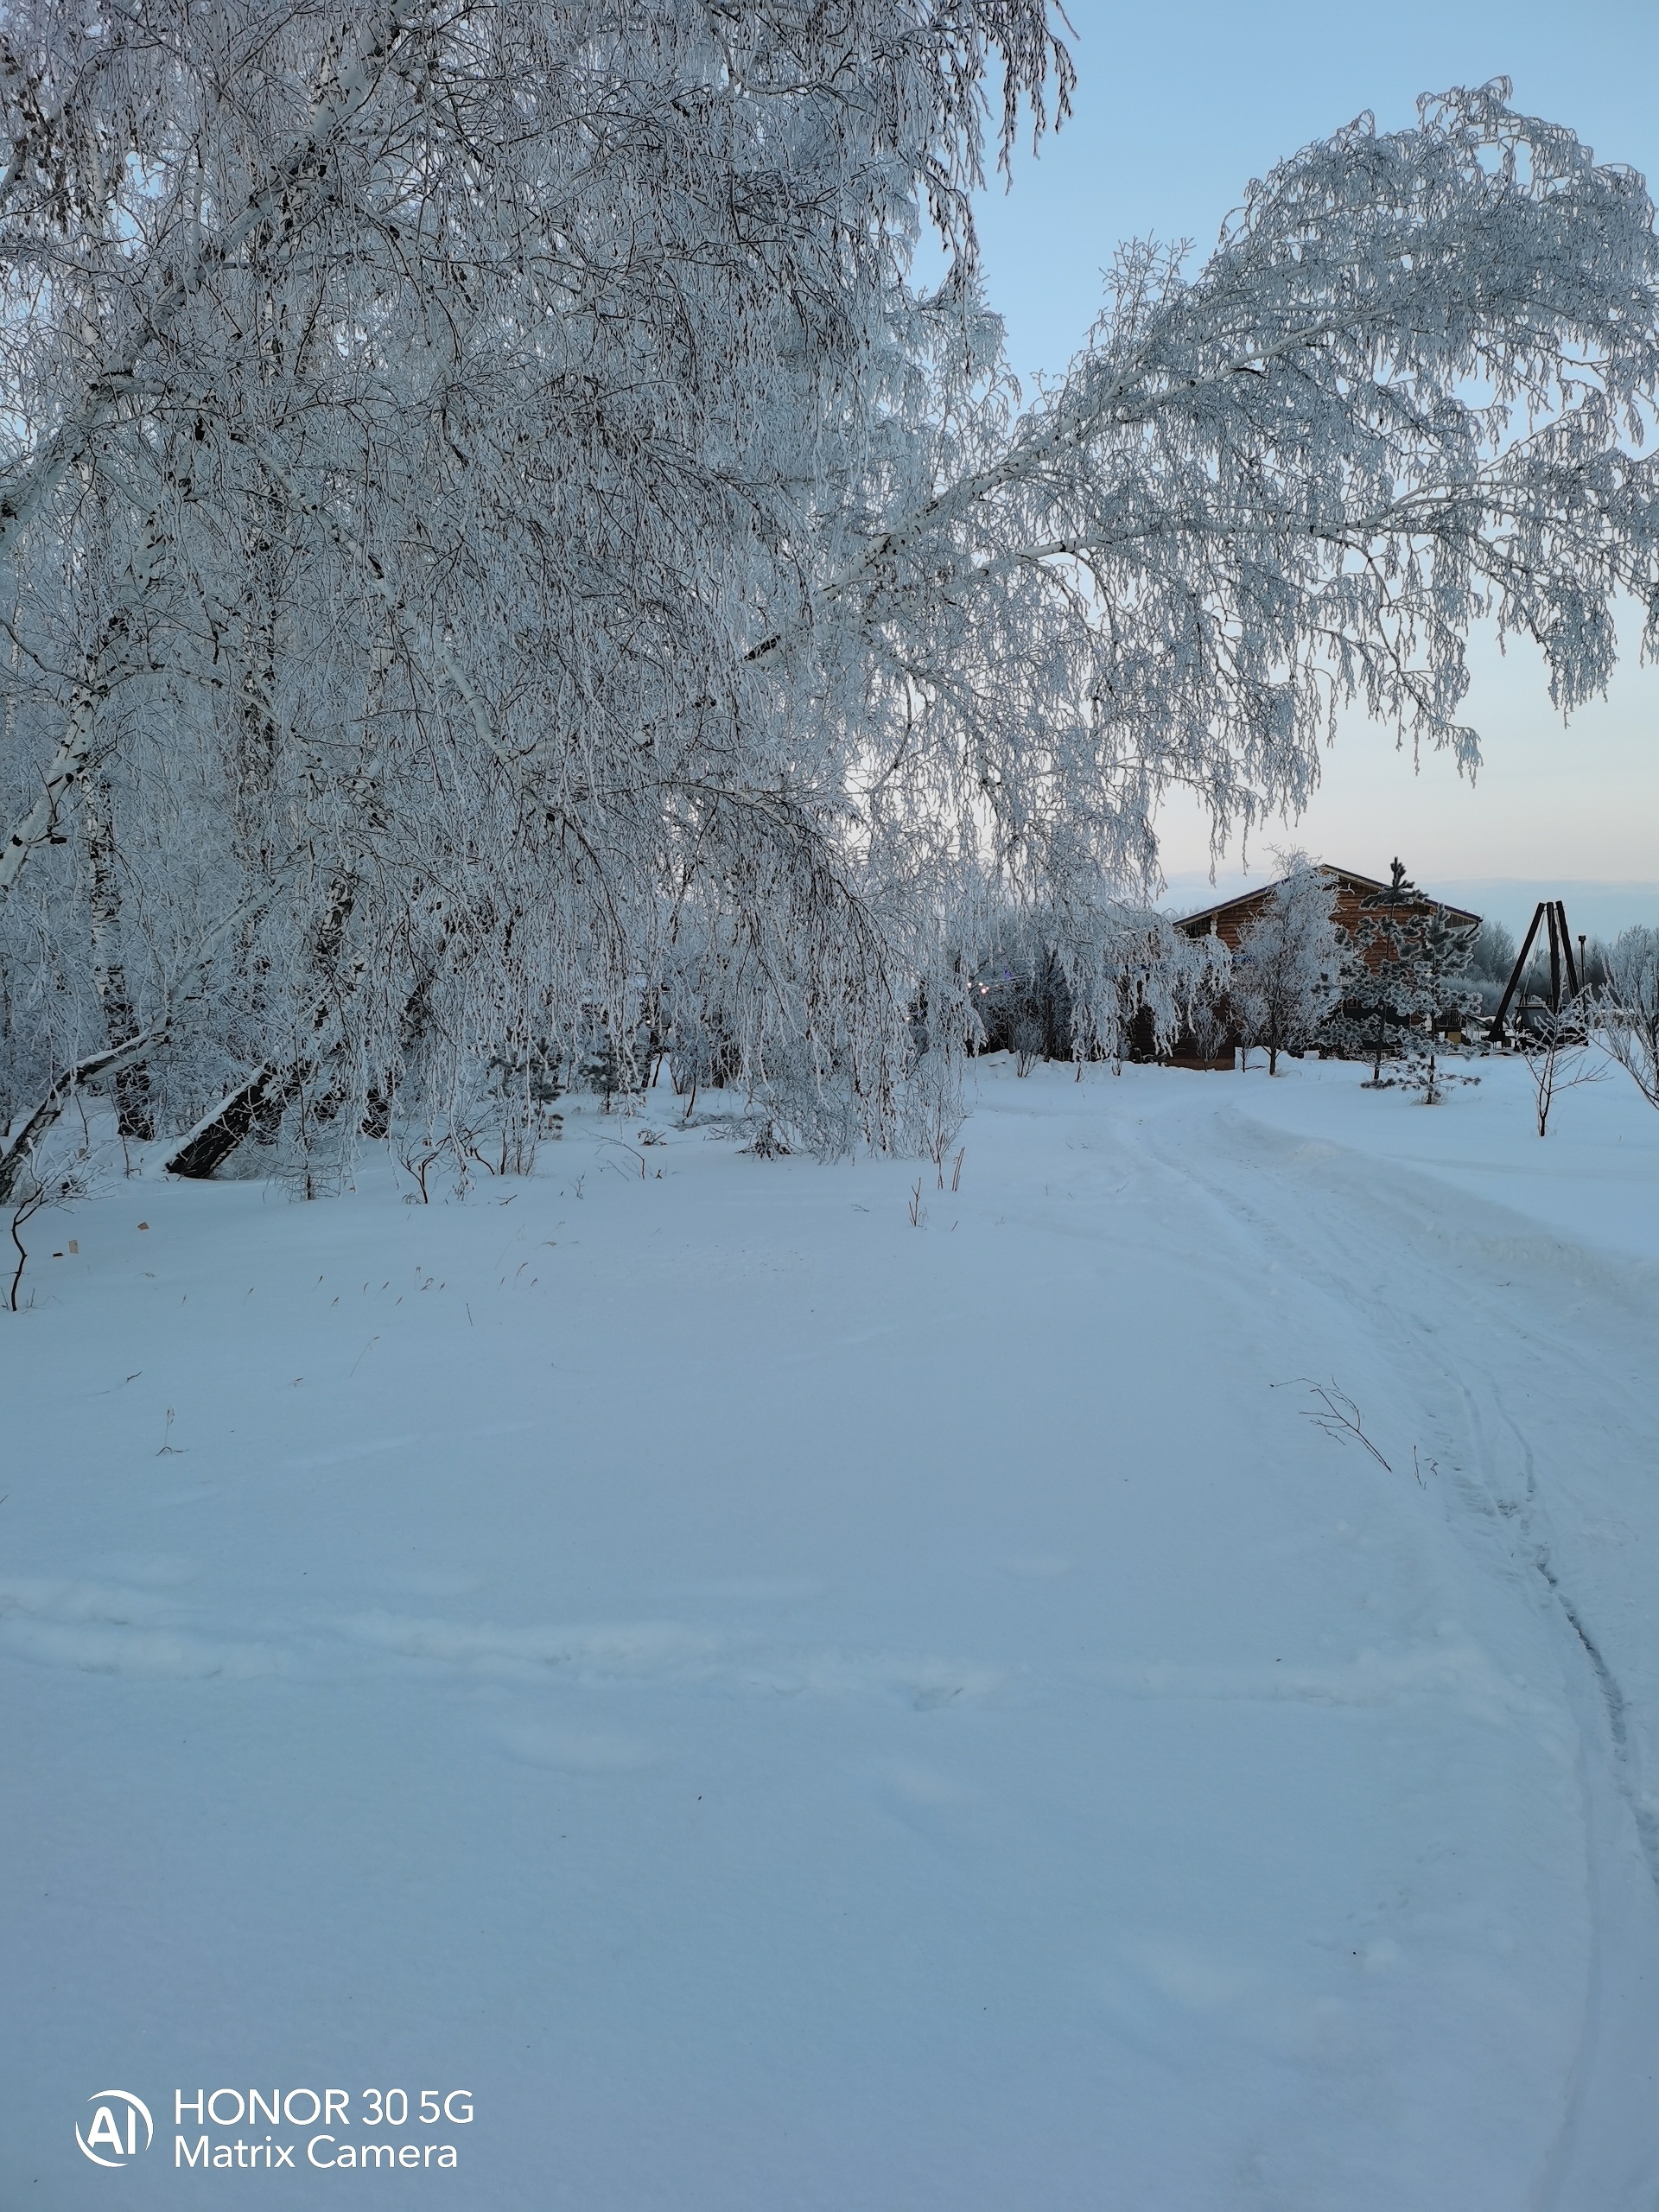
[964,0,1659,927]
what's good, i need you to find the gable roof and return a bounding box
[1173,865,1481,938]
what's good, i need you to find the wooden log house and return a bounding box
[1166,865,1482,1065]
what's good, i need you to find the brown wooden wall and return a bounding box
[1176,870,1479,974]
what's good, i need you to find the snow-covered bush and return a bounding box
[970,928,1075,1071]
[1599,926,1659,1108]
[1180,938,1237,1068]
[967,903,1207,1070]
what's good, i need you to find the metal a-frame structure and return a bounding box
[1489,899,1584,1042]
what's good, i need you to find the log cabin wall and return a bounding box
[1175,868,1480,971]
[1161,867,1483,1065]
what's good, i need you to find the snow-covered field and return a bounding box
[6,1053,1659,2209]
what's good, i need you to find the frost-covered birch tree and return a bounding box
[3,3,1659,1178]
[1233,861,1349,1075]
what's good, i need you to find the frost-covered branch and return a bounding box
[820,84,1659,876]
[0,0,423,567]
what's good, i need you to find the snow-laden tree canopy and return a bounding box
[1231,860,1349,1076]
[2,0,1657,1173]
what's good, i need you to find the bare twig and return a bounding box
[7,1183,48,1310]
[1274,1378,1391,1471]
[1520,1014,1606,1135]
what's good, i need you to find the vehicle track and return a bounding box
[1125,1093,1659,2210]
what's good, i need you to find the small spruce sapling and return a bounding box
[1343,861,1478,1094]
[1390,908,1484,1103]
[1350,861,1421,1082]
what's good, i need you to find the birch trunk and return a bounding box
[84,771,153,1141]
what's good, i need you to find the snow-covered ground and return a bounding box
[6,1053,1659,2209]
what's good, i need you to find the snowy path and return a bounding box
[5,1059,1659,2207]
[1129,1073,1659,2207]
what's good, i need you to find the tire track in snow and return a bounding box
[1488,1400,1659,1891]
[1130,1099,1657,1868]
[1122,1091,1659,2210]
